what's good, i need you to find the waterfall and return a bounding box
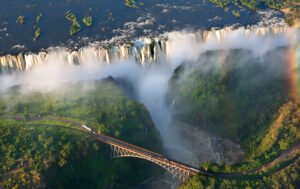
[0,25,288,74]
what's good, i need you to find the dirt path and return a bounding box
[216,143,300,179]
[249,143,300,174]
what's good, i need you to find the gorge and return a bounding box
[1,2,300,188]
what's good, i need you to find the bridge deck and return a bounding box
[91,130,204,175]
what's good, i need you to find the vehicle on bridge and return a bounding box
[81,125,92,131]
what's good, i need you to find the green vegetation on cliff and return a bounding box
[170,49,300,188]
[181,101,300,189]
[170,49,289,143]
[0,80,161,189]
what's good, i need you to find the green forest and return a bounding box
[169,49,300,188]
[0,80,162,189]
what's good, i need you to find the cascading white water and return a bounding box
[0,25,287,74]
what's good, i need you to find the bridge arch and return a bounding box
[110,144,197,181]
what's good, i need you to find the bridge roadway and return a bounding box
[88,127,212,177]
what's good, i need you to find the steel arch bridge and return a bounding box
[110,144,197,181]
[82,125,213,182]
